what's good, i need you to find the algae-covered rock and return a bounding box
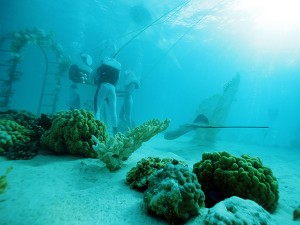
[41,109,107,158]
[92,118,170,171]
[205,196,275,225]
[193,151,279,212]
[144,164,205,223]
[126,157,188,191]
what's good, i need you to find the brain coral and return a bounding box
[144,164,205,223]
[193,151,279,212]
[0,120,31,154]
[205,196,275,225]
[126,157,188,191]
[40,109,107,158]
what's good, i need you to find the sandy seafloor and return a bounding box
[0,133,299,225]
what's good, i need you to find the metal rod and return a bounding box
[191,124,269,129]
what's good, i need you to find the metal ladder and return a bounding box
[0,36,15,110]
[36,45,61,115]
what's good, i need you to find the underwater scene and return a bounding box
[1,0,300,224]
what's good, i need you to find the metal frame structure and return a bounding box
[0,33,63,115]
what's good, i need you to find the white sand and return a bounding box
[0,134,299,225]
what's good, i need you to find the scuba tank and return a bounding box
[69,53,93,84]
[94,57,121,86]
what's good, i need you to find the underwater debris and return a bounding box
[194,74,240,142]
[0,166,13,195]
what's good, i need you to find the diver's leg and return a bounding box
[107,85,118,135]
[69,83,81,109]
[123,95,133,127]
[95,85,108,121]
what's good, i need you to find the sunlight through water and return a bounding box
[228,0,300,55]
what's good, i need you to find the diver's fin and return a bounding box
[164,124,194,140]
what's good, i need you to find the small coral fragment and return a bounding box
[205,196,275,225]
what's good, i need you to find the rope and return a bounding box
[112,0,191,58]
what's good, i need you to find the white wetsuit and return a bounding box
[95,82,118,128]
[119,71,140,127]
[68,82,80,109]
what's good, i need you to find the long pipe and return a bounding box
[191,125,269,129]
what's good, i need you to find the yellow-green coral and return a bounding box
[0,120,31,154]
[126,157,188,191]
[0,166,13,194]
[92,118,170,171]
[40,109,107,158]
[193,151,279,212]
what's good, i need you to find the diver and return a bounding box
[117,69,140,130]
[68,53,93,109]
[94,57,121,135]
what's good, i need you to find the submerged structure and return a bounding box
[0,28,70,114]
[194,74,240,143]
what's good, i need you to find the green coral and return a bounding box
[0,166,13,194]
[144,164,205,223]
[0,110,48,142]
[193,151,279,212]
[0,120,31,154]
[40,109,107,158]
[126,157,188,191]
[5,141,39,160]
[92,118,170,171]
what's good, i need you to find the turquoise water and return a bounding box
[1,0,299,148]
[1,1,300,224]
[0,0,300,147]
